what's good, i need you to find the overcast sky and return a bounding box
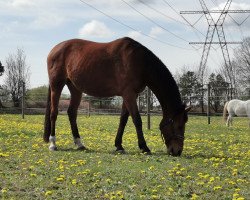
[0,0,250,89]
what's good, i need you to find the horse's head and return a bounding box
[160,105,191,156]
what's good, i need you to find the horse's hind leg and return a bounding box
[115,102,129,152]
[227,115,233,127]
[123,94,151,154]
[49,84,64,151]
[67,82,86,150]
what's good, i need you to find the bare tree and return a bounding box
[0,61,4,76]
[0,61,5,107]
[233,37,250,93]
[5,48,30,107]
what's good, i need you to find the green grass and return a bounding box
[0,114,249,199]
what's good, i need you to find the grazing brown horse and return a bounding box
[44,37,191,156]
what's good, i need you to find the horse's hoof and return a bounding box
[77,146,88,151]
[115,149,126,154]
[49,146,58,151]
[141,149,152,155]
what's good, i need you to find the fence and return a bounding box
[0,86,249,127]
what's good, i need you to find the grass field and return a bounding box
[0,114,249,200]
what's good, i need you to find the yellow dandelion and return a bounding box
[191,193,199,200]
[0,153,9,157]
[71,179,77,185]
[151,194,159,199]
[30,173,37,177]
[232,169,238,176]
[233,193,240,198]
[1,188,7,194]
[236,197,245,200]
[209,177,215,182]
[197,181,204,185]
[228,180,236,185]
[213,186,222,190]
[152,189,158,193]
[45,191,53,196]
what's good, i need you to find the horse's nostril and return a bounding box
[167,147,173,155]
[170,148,173,155]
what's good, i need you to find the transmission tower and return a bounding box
[181,0,250,87]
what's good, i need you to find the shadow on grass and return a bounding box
[183,152,231,160]
[57,147,172,157]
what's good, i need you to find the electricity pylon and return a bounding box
[181,0,250,87]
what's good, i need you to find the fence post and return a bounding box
[22,81,25,119]
[147,87,151,130]
[87,100,90,117]
[207,83,210,125]
[138,95,141,112]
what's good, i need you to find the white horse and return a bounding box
[223,99,250,127]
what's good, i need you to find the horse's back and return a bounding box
[48,37,140,60]
[47,37,147,97]
[227,99,247,116]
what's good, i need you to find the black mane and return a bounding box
[141,44,183,115]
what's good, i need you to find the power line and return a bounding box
[139,0,221,58]
[138,0,188,26]
[210,0,250,26]
[209,0,246,43]
[163,0,204,29]
[157,0,207,42]
[161,0,207,42]
[79,0,193,50]
[121,0,189,43]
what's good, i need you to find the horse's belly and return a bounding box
[235,106,246,117]
[70,75,121,97]
[81,86,119,97]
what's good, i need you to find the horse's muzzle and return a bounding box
[167,147,183,156]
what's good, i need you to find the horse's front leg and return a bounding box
[115,102,129,153]
[123,94,151,154]
[229,115,233,126]
[227,115,231,127]
[226,116,229,127]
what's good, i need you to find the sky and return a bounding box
[0,0,250,91]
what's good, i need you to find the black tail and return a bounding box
[44,86,51,143]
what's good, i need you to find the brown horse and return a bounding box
[44,37,191,156]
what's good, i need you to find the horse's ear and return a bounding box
[185,106,192,113]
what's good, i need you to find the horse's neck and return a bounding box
[146,65,182,118]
